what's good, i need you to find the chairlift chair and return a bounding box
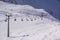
[26,18,29,21]
[21,19,23,21]
[14,19,16,21]
[5,19,7,22]
[31,19,33,21]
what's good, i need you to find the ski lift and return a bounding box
[5,20,7,22]
[21,19,23,21]
[31,19,33,21]
[26,18,29,21]
[33,18,36,20]
[34,18,36,20]
[14,19,17,21]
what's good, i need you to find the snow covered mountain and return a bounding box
[0,1,59,22]
[0,1,60,40]
[0,0,60,20]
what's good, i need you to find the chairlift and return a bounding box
[21,19,23,21]
[34,18,36,20]
[26,18,29,21]
[31,19,33,21]
[14,19,16,21]
[5,20,7,22]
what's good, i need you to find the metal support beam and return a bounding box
[7,16,10,37]
[5,14,12,37]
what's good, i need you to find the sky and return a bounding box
[0,0,60,20]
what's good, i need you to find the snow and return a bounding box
[0,1,60,40]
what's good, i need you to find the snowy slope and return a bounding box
[0,1,60,40]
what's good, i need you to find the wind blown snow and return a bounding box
[0,1,60,40]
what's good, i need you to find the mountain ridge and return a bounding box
[0,1,59,22]
[0,0,60,20]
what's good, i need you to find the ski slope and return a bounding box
[0,1,60,40]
